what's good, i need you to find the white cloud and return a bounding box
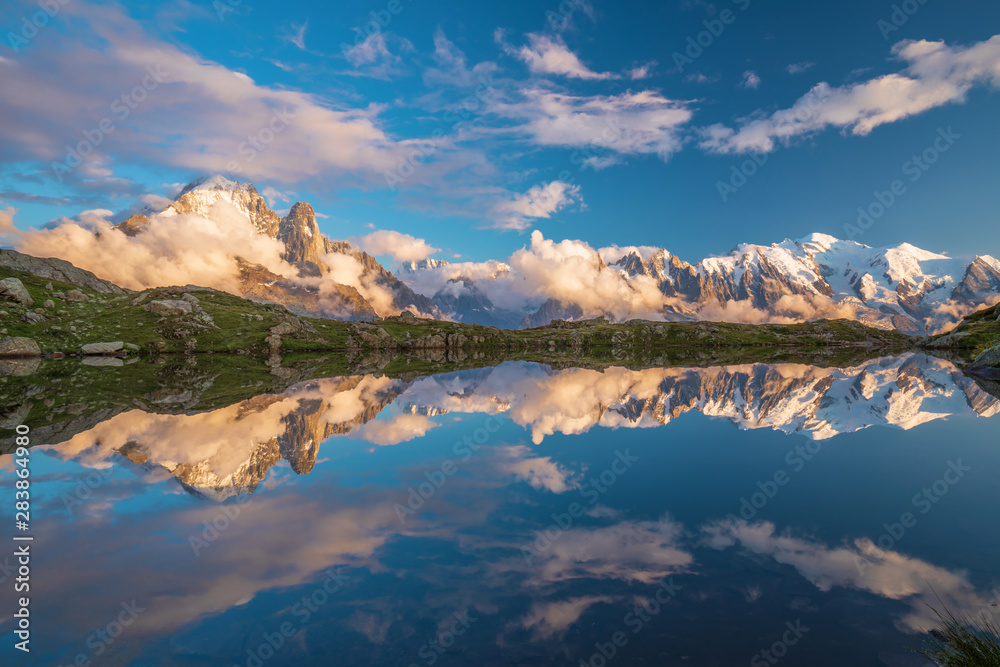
[787,61,815,74]
[505,33,617,80]
[686,72,717,84]
[626,63,655,80]
[701,34,1000,154]
[260,186,290,208]
[284,20,309,51]
[740,70,761,89]
[0,2,421,188]
[493,181,582,230]
[343,33,395,68]
[490,88,693,161]
[348,229,440,262]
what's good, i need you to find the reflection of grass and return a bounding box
[912,603,1000,666]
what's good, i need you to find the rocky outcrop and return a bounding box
[521,299,585,329]
[145,300,193,316]
[0,337,41,358]
[0,277,32,306]
[81,341,125,355]
[0,249,127,294]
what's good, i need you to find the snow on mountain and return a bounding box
[113,175,440,319]
[398,232,1000,333]
[107,176,998,331]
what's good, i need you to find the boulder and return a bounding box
[64,289,89,301]
[970,344,1000,370]
[21,312,46,324]
[43,299,55,309]
[81,341,124,355]
[144,299,193,316]
[0,337,42,358]
[0,277,32,306]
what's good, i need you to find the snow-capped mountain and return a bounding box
[401,232,1000,334]
[117,176,438,319]
[109,176,997,331]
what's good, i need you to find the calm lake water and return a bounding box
[2,353,999,666]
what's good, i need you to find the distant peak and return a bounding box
[179,175,255,196]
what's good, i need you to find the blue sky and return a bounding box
[1,0,998,264]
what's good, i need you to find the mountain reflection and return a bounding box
[45,353,999,499]
[6,354,1000,666]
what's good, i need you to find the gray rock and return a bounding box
[0,249,127,294]
[44,282,53,291]
[144,299,193,316]
[81,341,124,355]
[0,277,33,306]
[124,343,139,351]
[970,344,1000,369]
[64,289,89,302]
[180,293,199,304]
[21,312,47,324]
[0,337,42,358]
[43,299,55,309]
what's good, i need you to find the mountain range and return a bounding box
[60,176,999,333]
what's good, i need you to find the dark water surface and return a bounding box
[2,354,999,666]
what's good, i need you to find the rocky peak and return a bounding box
[161,175,281,237]
[278,202,327,276]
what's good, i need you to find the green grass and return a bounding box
[923,302,1000,361]
[911,603,1000,666]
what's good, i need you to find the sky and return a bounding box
[1,0,998,265]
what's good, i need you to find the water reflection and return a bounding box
[43,353,999,499]
[2,353,999,666]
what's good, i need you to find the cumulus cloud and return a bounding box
[490,88,693,162]
[504,33,617,80]
[348,229,440,262]
[493,181,582,230]
[13,201,294,295]
[7,200,421,318]
[701,34,1000,153]
[0,1,421,187]
[0,206,22,243]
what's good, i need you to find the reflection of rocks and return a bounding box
[0,357,40,376]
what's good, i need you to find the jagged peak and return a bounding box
[178,174,257,196]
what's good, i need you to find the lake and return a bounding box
[2,353,999,666]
